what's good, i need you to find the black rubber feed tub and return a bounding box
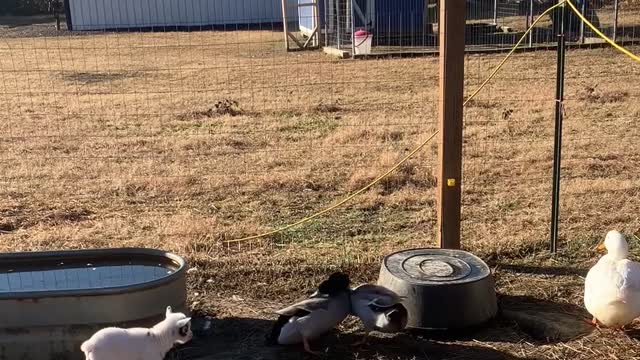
[378,248,497,330]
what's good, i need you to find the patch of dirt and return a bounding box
[464,99,498,109]
[0,18,93,39]
[0,206,26,234]
[43,208,94,224]
[577,85,629,104]
[0,207,94,233]
[314,102,343,113]
[182,99,244,120]
[0,222,17,234]
[60,71,142,85]
[348,160,436,194]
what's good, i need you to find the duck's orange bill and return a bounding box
[595,242,606,252]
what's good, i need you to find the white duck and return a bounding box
[584,230,640,329]
[266,272,351,355]
[350,284,408,345]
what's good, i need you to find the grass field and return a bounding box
[2,15,640,359]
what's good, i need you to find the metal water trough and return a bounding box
[378,248,497,330]
[0,248,188,360]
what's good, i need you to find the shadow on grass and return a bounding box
[393,294,593,346]
[168,313,543,360]
[497,294,594,343]
[0,15,57,28]
[499,263,588,277]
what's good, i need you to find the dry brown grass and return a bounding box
[2,20,640,359]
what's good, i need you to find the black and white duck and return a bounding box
[266,272,352,355]
[349,283,408,345]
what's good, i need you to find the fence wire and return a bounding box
[323,0,640,56]
[0,2,438,257]
[0,1,639,259]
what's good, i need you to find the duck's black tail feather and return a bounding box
[265,315,290,346]
[317,272,350,296]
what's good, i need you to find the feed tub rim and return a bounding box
[382,247,492,285]
[0,247,187,300]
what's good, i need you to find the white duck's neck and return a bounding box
[605,250,628,262]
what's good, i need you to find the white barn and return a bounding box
[64,0,292,31]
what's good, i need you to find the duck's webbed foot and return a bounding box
[352,331,370,347]
[303,337,322,356]
[583,317,603,329]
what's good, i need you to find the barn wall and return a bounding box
[68,0,293,30]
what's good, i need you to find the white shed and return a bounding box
[64,0,293,31]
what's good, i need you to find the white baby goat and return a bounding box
[81,306,192,360]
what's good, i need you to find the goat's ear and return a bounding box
[166,306,172,317]
[176,318,191,327]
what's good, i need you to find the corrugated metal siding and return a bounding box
[68,0,290,30]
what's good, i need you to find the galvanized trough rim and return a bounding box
[0,247,188,300]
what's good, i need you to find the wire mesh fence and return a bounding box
[461,49,557,254]
[0,1,438,257]
[0,0,639,260]
[558,45,640,246]
[321,0,640,56]
[460,16,640,255]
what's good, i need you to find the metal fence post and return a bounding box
[613,0,619,42]
[493,0,498,24]
[349,0,356,56]
[528,0,534,47]
[337,0,342,49]
[579,0,586,43]
[324,0,328,47]
[550,1,566,253]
